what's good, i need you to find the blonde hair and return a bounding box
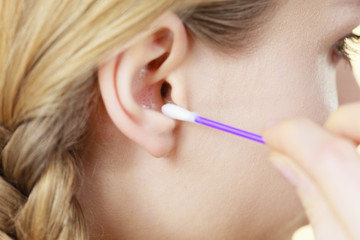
[0,0,273,239]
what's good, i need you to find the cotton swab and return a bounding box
[161,104,265,144]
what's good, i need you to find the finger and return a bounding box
[270,152,350,240]
[263,118,360,239]
[324,102,360,143]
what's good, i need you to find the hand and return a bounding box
[263,102,360,240]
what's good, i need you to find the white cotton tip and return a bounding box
[161,104,198,122]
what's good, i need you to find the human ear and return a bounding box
[97,11,189,158]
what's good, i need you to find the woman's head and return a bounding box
[0,0,359,239]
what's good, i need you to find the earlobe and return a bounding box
[97,11,189,158]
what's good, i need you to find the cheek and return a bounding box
[256,56,339,126]
[178,45,338,236]
[315,58,339,115]
[297,59,338,122]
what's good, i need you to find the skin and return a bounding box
[76,0,360,239]
[337,60,360,104]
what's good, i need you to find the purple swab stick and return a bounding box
[161,104,265,144]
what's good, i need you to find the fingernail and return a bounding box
[272,162,298,186]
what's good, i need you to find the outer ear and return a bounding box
[97,11,189,158]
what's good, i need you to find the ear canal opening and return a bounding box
[161,81,173,104]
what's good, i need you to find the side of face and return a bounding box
[79,1,360,239]
[167,0,360,238]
